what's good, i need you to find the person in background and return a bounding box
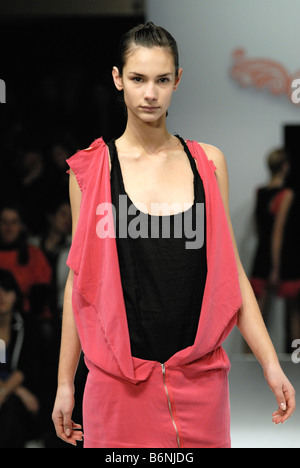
[15,147,50,236]
[0,269,41,448]
[47,136,77,202]
[250,149,292,321]
[0,203,52,317]
[274,182,300,352]
[250,148,300,352]
[31,198,72,319]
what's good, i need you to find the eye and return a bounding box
[132,77,143,83]
[158,78,170,84]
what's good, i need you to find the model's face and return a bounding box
[113,46,182,124]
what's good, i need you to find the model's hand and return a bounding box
[264,363,296,424]
[52,385,84,446]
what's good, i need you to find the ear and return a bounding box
[174,68,183,91]
[112,66,124,91]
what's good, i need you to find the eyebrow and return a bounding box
[129,72,173,78]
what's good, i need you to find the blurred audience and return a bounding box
[15,146,50,235]
[0,203,52,316]
[0,269,42,448]
[30,198,72,319]
[0,21,128,447]
[47,135,77,202]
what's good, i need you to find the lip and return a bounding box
[141,106,159,112]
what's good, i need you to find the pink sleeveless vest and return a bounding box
[66,138,242,448]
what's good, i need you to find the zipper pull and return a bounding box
[161,363,165,375]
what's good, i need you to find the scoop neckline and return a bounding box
[111,136,196,218]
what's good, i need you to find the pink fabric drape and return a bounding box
[66,138,242,448]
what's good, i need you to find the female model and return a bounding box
[52,23,295,448]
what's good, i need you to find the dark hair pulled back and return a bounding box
[117,22,179,77]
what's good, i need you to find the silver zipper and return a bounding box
[161,363,181,448]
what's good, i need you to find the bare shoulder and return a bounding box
[280,188,295,209]
[197,142,228,172]
[196,142,230,205]
[192,141,237,233]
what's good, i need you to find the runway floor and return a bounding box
[229,355,299,448]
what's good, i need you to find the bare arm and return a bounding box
[202,143,296,424]
[52,169,84,446]
[57,269,81,389]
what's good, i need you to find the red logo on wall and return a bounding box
[230,49,300,106]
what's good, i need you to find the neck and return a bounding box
[268,174,285,188]
[119,111,174,154]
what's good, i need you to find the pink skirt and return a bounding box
[82,358,231,449]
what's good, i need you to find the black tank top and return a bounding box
[109,135,207,363]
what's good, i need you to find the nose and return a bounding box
[144,81,158,102]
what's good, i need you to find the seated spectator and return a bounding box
[15,147,50,236]
[0,269,42,448]
[0,203,52,316]
[47,135,76,202]
[36,198,72,318]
